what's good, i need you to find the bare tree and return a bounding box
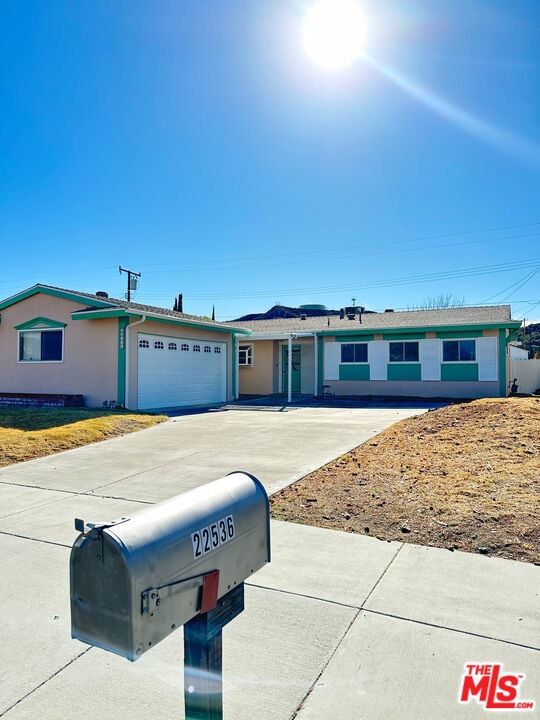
[409,294,466,310]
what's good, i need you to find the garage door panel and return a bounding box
[137,334,226,410]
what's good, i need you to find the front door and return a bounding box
[282,345,301,393]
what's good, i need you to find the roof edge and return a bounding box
[0,284,113,311]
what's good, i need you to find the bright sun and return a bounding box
[302,0,367,71]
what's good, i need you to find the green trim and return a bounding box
[72,309,249,335]
[318,328,383,337]
[339,364,370,381]
[15,316,67,330]
[340,334,375,342]
[387,364,422,381]
[436,330,483,338]
[499,329,507,396]
[117,317,129,406]
[72,309,128,320]
[441,363,479,381]
[318,321,521,338]
[231,333,236,399]
[381,332,426,340]
[0,285,112,311]
[282,344,301,392]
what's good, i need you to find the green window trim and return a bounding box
[387,363,421,381]
[381,332,426,340]
[441,364,479,382]
[15,316,67,330]
[339,364,370,381]
[436,330,483,339]
[339,334,375,342]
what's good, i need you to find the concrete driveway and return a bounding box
[1,403,538,720]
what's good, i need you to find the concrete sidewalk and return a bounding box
[1,405,538,719]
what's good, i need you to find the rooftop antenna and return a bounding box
[119,266,141,302]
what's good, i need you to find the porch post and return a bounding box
[288,335,292,403]
[313,333,318,397]
[232,333,239,400]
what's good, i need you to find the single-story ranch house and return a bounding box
[233,304,522,401]
[0,284,249,410]
[0,285,522,409]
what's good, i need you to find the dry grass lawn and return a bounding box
[0,408,167,466]
[271,397,540,564]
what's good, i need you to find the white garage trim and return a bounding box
[137,332,226,410]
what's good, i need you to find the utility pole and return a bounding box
[119,266,141,302]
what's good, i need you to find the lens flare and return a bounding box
[365,54,540,168]
[302,0,367,70]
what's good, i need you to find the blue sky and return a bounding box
[1,0,539,322]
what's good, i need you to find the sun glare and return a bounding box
[302,0,367,71]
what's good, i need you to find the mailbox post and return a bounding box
[70,472,270,718]
[184,583,244,719]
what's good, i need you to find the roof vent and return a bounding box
[384,308,394,313]
[300,313,307,320]
[96,291,109,298]
[344,306,364,320]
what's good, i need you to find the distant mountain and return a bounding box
[234,305,341,321]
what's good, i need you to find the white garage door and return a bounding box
[137,333,227,410]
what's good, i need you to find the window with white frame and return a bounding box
[19,329,63,362]
[442,339,476,362]
[214,346,221,354]
[204,345,211,353]
[154,341,164,350]
[193,344,201,352]
[181,343,189,351]
[341,343,368,363]
[389,341,419,362]
[139,338,150,349]
[168,342,177,350]
[238,344,253,367]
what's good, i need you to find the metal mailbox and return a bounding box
[70,471,270,661]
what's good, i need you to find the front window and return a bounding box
[341,343,368,363]
[239,344,253,367]
[19,329,63,362]
[443,339,476,362]
[389,341,419,362]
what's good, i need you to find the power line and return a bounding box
[141,257,540,302]
[117,221,540,274]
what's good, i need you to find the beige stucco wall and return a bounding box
[126,319,235,408]
[238,340,275,395]
[0,295,118,407]
[238,337,318,396]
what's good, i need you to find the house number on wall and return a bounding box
[191,515,235,558]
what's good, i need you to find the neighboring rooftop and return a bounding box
[234,304,341,321]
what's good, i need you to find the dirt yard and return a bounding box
[270,397,540,564]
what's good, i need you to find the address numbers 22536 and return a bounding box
[191,515,235,559]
